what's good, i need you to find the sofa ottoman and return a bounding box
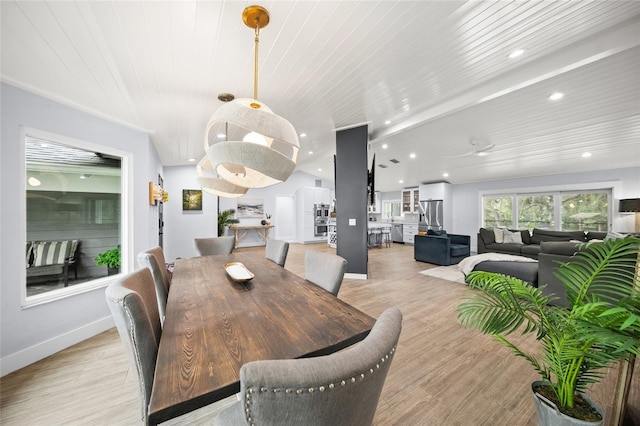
[472,260,539,287]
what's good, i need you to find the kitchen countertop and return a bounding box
[368,222,392,228]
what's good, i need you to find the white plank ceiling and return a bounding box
[2,1,639,192]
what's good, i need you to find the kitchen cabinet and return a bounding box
[401,188,420,213]
[419,182,449,200]
[296,187,330,243]
[403,223,419,244]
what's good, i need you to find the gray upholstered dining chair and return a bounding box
[213,307,402,426]
[265,238,289,267]
[105,268,161,426]
[137,246,171,325]
[194,236,235,256]
[304,250,348,296]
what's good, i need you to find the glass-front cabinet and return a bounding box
[402,188,419,213]
[402,190,411,213]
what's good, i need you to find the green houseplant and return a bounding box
[457,237,640,424]
[218,209,240,237]
[95,245,121,275]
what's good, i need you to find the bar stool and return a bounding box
[369,227,382,248]
[381,226,392,248]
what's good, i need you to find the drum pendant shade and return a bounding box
[205,98,299,189]
[196,156,247,198]
[200,5,299,195]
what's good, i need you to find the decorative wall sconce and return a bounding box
[149,181,167,205]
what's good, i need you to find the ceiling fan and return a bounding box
[445,139,496,158]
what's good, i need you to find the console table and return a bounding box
[229,224,274,248]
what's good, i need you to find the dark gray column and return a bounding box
[335,125,368,276]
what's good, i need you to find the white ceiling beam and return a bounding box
[370,19,640,143]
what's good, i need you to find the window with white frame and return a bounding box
[24,130,126,303]
[482,190,610,232]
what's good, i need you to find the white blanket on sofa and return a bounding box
[458,253,537,275]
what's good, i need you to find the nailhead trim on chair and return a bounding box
[243,346,397,425]
[107,297,149,422]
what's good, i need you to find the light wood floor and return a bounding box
[1,243,638,425]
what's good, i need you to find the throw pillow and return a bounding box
[33,241,69,266]
[502,229,523,244]
[493,227,506,243]
[605,230,626,241]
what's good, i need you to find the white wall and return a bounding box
[162,166,333,262]
[450,167,640,252]
[0,83,163,375]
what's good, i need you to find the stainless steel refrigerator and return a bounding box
[418,200,444,232]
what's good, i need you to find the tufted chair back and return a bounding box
[105,269,161,425]
[213,307,402,426]
[265,238,289,267]
[137,246,170,324]
[195,236,235,256]
[304,250,348,296]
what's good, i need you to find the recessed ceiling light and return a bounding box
[382,144,388,149]
[385,120,391,125]
[308,151,313,155]
[300,133,307,138]
[318,168,322,172]
[409,153,416,159]
[548,92,564,101]
[442,172,449,177]
[476,151,489,157]
[508,49,525,59]
[28,176,41,187]
[217,133,226,139]
[581,152,592,158]
[188,158,196,162]
[399,180,403,184]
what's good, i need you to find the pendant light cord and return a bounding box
[253,22,260,101]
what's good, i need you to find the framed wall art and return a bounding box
[236,198,264,217]
[182,189,202,211]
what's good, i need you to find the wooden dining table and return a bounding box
[148,251,375,424]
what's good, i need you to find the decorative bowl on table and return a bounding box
[224,262,255,283]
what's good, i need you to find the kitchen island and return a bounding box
[367,222,392,247]
[328,221,411,248]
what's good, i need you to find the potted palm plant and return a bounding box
[218,208,240,237]
[95,245,121,275]
[457,237,639,425]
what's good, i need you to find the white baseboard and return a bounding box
[0,315,114,377]
[344,273,367,280]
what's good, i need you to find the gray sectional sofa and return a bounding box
[477,227,607,260]
[537,239,638,307]
[474,228,610,306]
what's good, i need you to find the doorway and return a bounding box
[275,195,295,241]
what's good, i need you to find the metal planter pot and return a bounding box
[532,381,604,426]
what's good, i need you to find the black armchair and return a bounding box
[414,232,471,265]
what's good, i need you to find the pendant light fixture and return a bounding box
[197,155,248,198]
[197,93,248,198]
[204,5,299,192]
